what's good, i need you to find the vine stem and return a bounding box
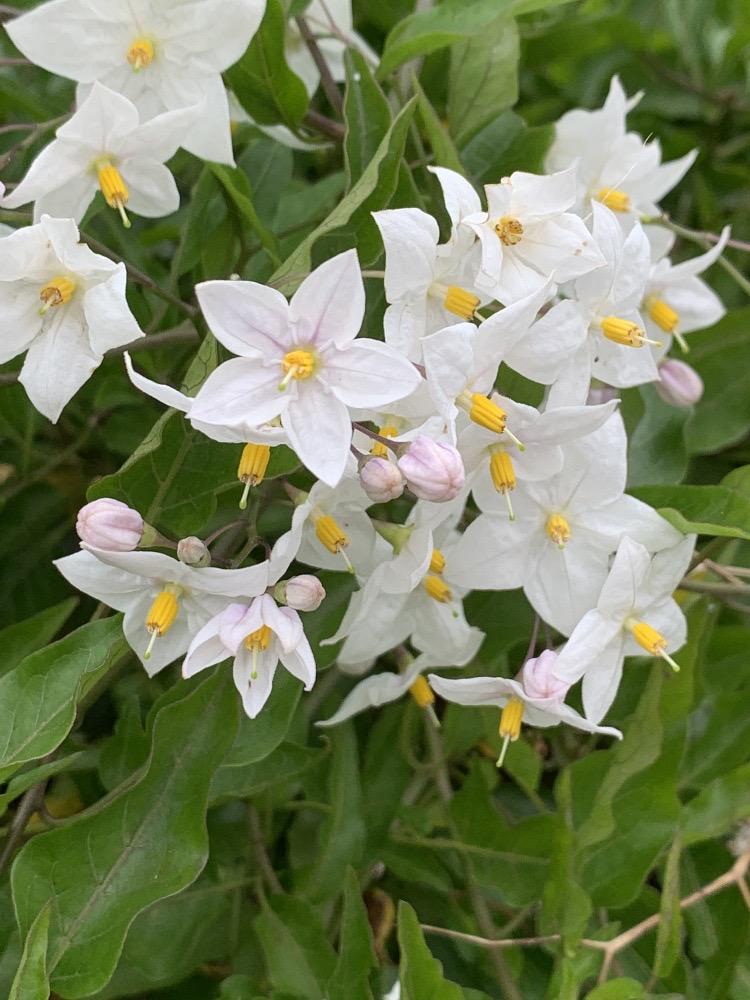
[295,15,343,115]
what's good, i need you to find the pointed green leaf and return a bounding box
[254,895,337,999]
[9,905,50,1000]
[327,868,377,1000]
[343,49,392,188]
[397,901,464,1000]
[0,598,77,678]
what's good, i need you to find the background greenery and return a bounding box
[0,0,749,997]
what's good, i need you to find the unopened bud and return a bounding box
[397,436,465,502]
[76,498,143,551]
[274,575,325,612]
[655,358,704,408]
[359,456,405,502]
[177,536,211,567]
[521,650,570,702]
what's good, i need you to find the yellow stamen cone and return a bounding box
[497,697,524,767]
[595,187,631,212]
[423,574,452,603]
[625,617,680,672]
[39,275,76,315]
[429,548,446,575]
[127,37,155,71]
[279,348,316,389]
[495,216,524,246]
[144,586,180,660]
[546,513,571,549]
[371,425,398,459]
[237,443,271,508]
[97,162,131,228]
[314,513,353,572]
[600,315,661,349]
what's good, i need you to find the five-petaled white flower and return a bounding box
[190,249,421,485]
[183,594,316,719]
[6,0,264,165]
[0,215,142,421]
[2,83,197,227]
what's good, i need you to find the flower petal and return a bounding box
[323,339,422,408]
[196,279,290,357]
[282,387,351,486]
[290,249,365,348]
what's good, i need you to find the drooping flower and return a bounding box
[6,0,264,165]
[554,535,695,723]
[183,594,316,718]
[55,546,271,676]
[0,215,142,420]
[2,83,197,225]
[430,165,604,304]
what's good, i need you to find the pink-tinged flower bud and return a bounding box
[521,650,570,702]
[76,498,143,551]
[655,358,704,408]
[397,436,465,502]
[177,536,211,567]
[274,575,326,612]
[359,456,405,502]
[586,384,619,406]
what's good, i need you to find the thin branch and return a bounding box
[295,16,344,115]
[0,779,48,872]
[248,804,283,894]
[0,115,68,171]
[0,56,29,66]
[422,925,608,952]
[303,108,344,141]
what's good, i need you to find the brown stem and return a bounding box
[0,777,48,872]
[248,804,283,894]
[295,16,344,115]
[303,108,345,141]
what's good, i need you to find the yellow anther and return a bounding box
[279,348,317,390]
[237,443,271,509]
[39,275,76,315]
[429,548,446,575]
[444,285,480,321]
[409,675,435,708]
[314,512,353,572]
[144,586,180,660]
[645,296,679,335]
[96,162,131,228]
[625,617,680,672]
[497,696,524,767]
[600,315,660,349]
[545,513,571,548]
[595,187,631,212]
[371,425,398,459]
[244,624,273,652]
[126,37,155,71]
[489,448,516,520]
[457,390,506,433]
[494,216,524,246]
[423,574,452,603]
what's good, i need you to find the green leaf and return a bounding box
[210,739,326,802]
[631,483,750,540]
[447,16,519,146]
[226,0,309,129]
[270,98,416,293]
[462,111,553,184]
[0,597,77,678]
[584,979,645,999]
[681,763,750,845]
[652,835,682,979]
[625,385,690,488]
[254,895,337,999]
[343,49,392,188]
[0,752,95,819]
[11,669,239,998]
[9,905,50,1000]
[209,163,282,267]
[397,901,463,1000]
[97,696,149,791]
[412,76,464,174]
[327,869,377,1000]
[0,616,126,781]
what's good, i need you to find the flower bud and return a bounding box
[177,536,211,567]
[359,456,405,502]
[274,575,326,612]
[521,650,570,702]
[397,436,465,502]
[655,358,704,408]
[76,498,144,551]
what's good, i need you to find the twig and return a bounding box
[295,16,344,115]
[248,804,283,894]
[0,56,29,66]
[679,578,750,597]
[422,925,607,952]
[0,4,21,21]
[0,780,47,872]
[303,108,344,141]
[0,114,68,170]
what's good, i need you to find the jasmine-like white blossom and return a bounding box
[0,215,142,420]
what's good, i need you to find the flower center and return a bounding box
[96,161,131,228]
[127,37,155,71]
[144,585,181,660]
[423,574,452,603]
[279,348,317,390]
[244,624,273,680]
[457,391,525,450]
[625,617,680,672]
[489,448,516,521]
[371,425,398,459]
[409,674,435,709]
[595,187,631,212]
[429,282,480,321]
[237,443,271,509]
[545,513,571,548]
[429,548,446,575]
[39,275,76,315]
[497,696,524,767]
[645,296,679,335]
[599,315,660,349]
[494,216,524,246]
[314,512,353,572]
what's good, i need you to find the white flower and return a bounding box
[191,250,421,485]
[429,651,621,766]
[183,594,315,718]
[555,535,695,723]
[430,165,604,304]
[373,207,484,361]
[286,0,377,95]
[6,0,264,165]
[547,203,656,403]
[642,226,729,355]
[545,75,697,219]
[450,414,681,635]
[2,83,196,226]
[54,547,271,676]
[0,215,142,420]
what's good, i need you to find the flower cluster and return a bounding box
[0,10,728,757]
